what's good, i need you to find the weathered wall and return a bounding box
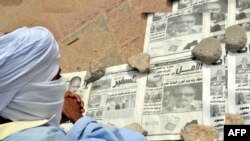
[0,0,172,73]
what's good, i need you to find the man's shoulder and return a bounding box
[4,126,67,141]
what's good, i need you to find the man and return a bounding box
[211,69,226,82]
[237,93,246,105]
[163,85,202,112]
[237,57,250,70]
[212,105,221,117]
[68,76,81,93]
[0,27,146,141]
[173,14,199,36]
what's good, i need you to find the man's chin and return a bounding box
[176,103,188,108]
[180,27,189,31]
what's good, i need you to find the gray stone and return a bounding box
[128,53,150,73]
[125,122,148,136]
[225,113,244,125]
[181,124,219,141]
[84,60,105,83]
[192,37,222,65]
[225,25,247,52]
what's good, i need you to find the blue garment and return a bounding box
[3,117,147,141]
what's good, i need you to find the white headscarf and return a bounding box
[0,26,66,126]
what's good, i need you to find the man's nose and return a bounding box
[181,94,186,99]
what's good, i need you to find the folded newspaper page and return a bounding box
[227,0,250,124]
[142,57,203,140]
[62,71,90,102]
[228,52,250,124]
[61,71,90,130]
[143,11,203,60]
[202,10,228,140]
[84,64,147,127]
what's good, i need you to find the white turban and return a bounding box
[0,26,66,126]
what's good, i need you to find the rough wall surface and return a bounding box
[0,0,172,73]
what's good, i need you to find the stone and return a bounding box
[84,60,105,83]
[225,113,244,125]
[225,25,247,52]
[192,37,222,65]
[128,53,150,73]
[181,124,219,141]
[125,122,148,136]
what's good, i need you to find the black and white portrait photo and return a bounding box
[210,104,225,117]
[236,92,247,105]
[193,0,228,13]
[236,56,250,74]
[162,83,202,113]
[166,13,202,38]
[211,68,226,82]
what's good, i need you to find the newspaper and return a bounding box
[84,64,146,127]
[62,71,90,102]
[142,57,203,140]
[173,0,228,14]
[227,0,250,124]
[142,1,232,140]
[60,71,91,131]
[143,11,204,60]
[201,11,229,140]
[228,52,250,124]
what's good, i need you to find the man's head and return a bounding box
[175,14,196,35]
[212,105,220,114]
[0,26,65,125]
[203,2,221,13]
[241,57,248,64]
[171,85,196,108]
[238,93,245,101]
[216,69,223,76]
[68,76,82,93]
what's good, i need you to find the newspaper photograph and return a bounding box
[228,52,250,124]
[173,0,228,14]
[144,12,203,59]
[62,71,90,103]
[84,64,146,127]
[142,58,203,140]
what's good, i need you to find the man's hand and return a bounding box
[62,91,85,123]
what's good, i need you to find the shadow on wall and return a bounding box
[0,0,23,6]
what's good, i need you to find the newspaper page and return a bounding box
[228,52,250,124]
[60,71,91,131]
[62,71,90,102]
[142,58,203,140]
[143,11,204,60]
[84,64,146,127]
[201,11,228,140]
[173,0,228,14]
[227,0,250,124]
